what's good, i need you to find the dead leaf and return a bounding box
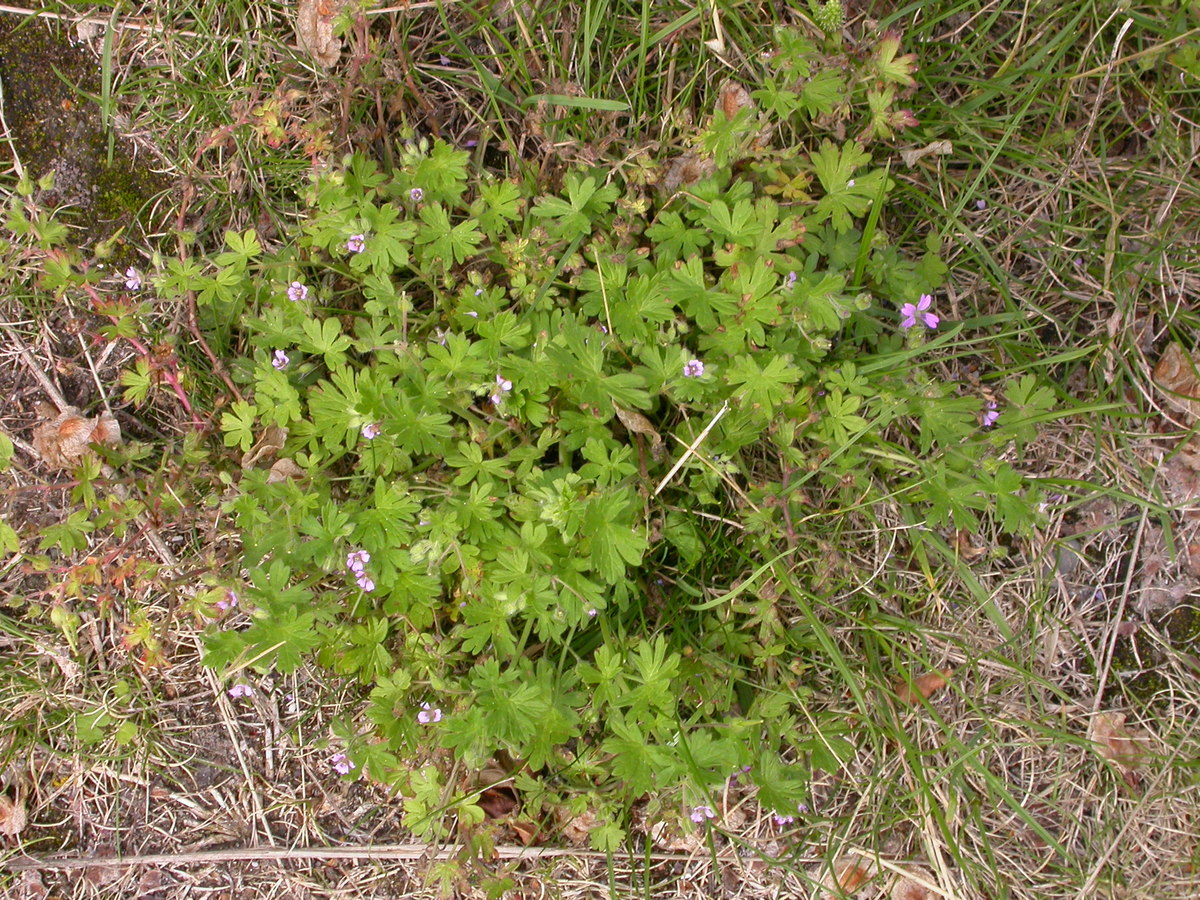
[296,0,347,68]
[813,857,877,899]
[890,868,937,900]
[615,406,664,460]
[953,528,986,562]
[242,424,289,468]
[1153,343,1200,421]
[893,669,952,705]
[558,807,597,847]
[478,785,518,819]
[31,404,121,469]
[899,140,953,167]
[0,793,26,837]
[267,458,305,483]
[659,153,717,194]
[509,819,539,845]
[717,80,755,122]
[1090,711,1151,786]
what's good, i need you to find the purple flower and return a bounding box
[982,401,1000,427]
[417,702,443,724]
[975,199,988,211]
[216,590,238,612]
[228,683,253,699]
[784,271,797,290]
[682,359,705,378]
[362,422,381,440]
[346,233,366,254]
[272,349,290,370]
[773,812,795,826]
[330,752,355,775]
[490,373,513,406]
[410,187,424,203]
[287,281,308,302]
[124,267,142,290]
[355,574,375,592]
[899,294,939,330]
[689,805,716,824]
[346,550,370,573]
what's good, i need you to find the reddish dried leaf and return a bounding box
[717,80,754,122]
[814,857,877,898]
[894,669,952,705]
[1154,342,1200,421]
[509,819,539,845]
[31,405,121,469]
[478,785,518,819]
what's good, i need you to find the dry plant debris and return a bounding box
[30,403,121,469]
[889,869,938,900]
[893,669,952,705]
[296,0,349,68]
[0,793,27,838]
[812,856,877,899]
[1153,343,1200,421]
[1089,711,1153,788]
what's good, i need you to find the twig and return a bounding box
[654,401,728,496]
[0,69,24,179]
[1,841,724,871]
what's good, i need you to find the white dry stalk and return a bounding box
[0,69,24,179]
[654,400,728,496]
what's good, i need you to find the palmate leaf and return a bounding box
[582,492,648,584]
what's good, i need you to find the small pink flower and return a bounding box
[410,187,424,202]
[216,590,238,612]
[417,702,443,724]
[272,349,290,370]
[346,549,370,572]
[362,422,381,440]
[124,267,142,290]
[899,294,939,330]
[683,359,705,378]
[982,401,1000,427]
[330,752,355,775]
[346,233,366,254]
[287,281,308,302]
[228,683,253,699]
[689,805,715,824]
[355,574,375,592]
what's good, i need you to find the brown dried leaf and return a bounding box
[31,405,121,469]
[1090,711,1151,784]
[659,153,717,194]
[267,457,306,483]
[296,0,347,68]
[0,793,26,837]
[893,669,952,705]
[557,807,597,847]
[890,868,937,900]
[899,140,953,168]
[1153,342,1200,422]
[615,405,663,459]
[717,80,754,122]
[242,424,289,468]
[813,857,877,899]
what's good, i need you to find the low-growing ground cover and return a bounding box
[1,1,1199,898]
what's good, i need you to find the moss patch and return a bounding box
[0,18,171,259]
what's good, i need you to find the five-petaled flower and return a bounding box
[689,805,716,824]
[330,752,355,775]
[410,187,424,203]
[490,373,513,406]
[124,267,142,290]
[682,359,705,378]
[362,422,381,440]
[228,683,253,699]
[417,702,443,724]
[216,589,238,612]
[272,349,290,370]
[899,294,939,330]
[982,401,1000,427]
[287,281,308,302]
[355,574,375,592]
[346,233,366,254]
